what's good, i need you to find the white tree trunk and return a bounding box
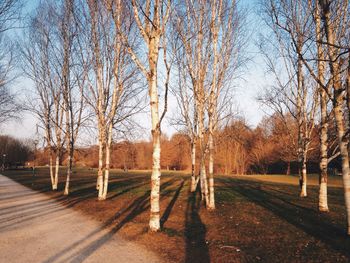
[200,161,209,205]
[300,154,307,197]
[319,91,329,211]
[322,2,350,234]
[53,153,60,190]
[316,3,329,211]
[190,140,197,192]
[101,123,113,200]
[208,126,215,210]
[49,153,54,190]
[64,148,72,195]
[197,99,209,205]
[334,103,350,234]
[97,135,104,193]
[149,74,161,232]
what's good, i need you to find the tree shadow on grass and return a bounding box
[160,179,184,227]
[223,178,350,259]
[185,189,210,263]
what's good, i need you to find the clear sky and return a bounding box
[2,0,268,142]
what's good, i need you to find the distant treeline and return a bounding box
[0,135,32,167]
[31,115,340,175]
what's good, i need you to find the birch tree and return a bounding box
[171,56,199,192]
[0,0,22,126]
[174,0,245,208]
[21,2,66,190]
[315,1,329,211]
[206,0,244,209]
[105,0,171,231]
[318,0,350,233]
[60,0,86,195]
[173,0,211,205]
[261,0,320,197]
[84,0,142,200]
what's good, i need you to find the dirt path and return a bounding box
[0,174,162,263]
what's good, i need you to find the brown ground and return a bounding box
[3,168,350,263]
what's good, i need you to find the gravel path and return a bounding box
[0,174,162,263]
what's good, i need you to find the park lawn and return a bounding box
[2,168,350,263]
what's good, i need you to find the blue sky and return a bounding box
[3,0,269,142]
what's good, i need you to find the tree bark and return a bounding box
[300,151,307,197]
[49,149,54,189]
[149,74,161,232]
[97,131,104,194]
[53,153,59,190]
[197,99,209,204]
[190,140,198,192]
[100,122,113,200]
[64,145,72,196]
[296,41,307,197]
[316,2,329,211]
[321,0,350,233]
[208,130,215,209]
[319,85,329,211]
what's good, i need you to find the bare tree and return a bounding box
[318,0,350,234]
[61,0,86,195]
[83,0,143,200]
[0,0,22,126]
[206,0,245,209]
[170,56,199,192]
[22,0,85,193]
[315,1,329,212]
[106,0,171,231]
[262,0,350,233]
[174,0,246,209]
[173,0,212,205]
[0,0,22,33]
[21,2,60,190]
[260,0,320,197]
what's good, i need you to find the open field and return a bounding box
[2,168,350,263]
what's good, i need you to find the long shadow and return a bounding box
[0,192,98,232]
[185,189,210,263]
[108,181,149,200]
[42,178,178,263]
[0,188,53,201]
[222,178,350,259]
[160,179,185,227]
[0,174,161,233]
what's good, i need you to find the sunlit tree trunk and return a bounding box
[123,0,171,232]
[63,95,75,195]
[319,87,329,211]
[316,2,329,212]
[97,130,104,192]
[208,129,215,209]
[97,133,105,199]
[148,44,161,231]
[101,122,113,200]
[64,144,72,195]
[300,151,307,197]
[190,139,197,192]
[296,38,307,197]
[198,102,209,204]
[62,0,74,196]
[53,153,59,190]
[321,0,350,234]
[44,113,54,189]
[49,151,54,188]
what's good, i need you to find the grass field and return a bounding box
[2,168,350,262]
